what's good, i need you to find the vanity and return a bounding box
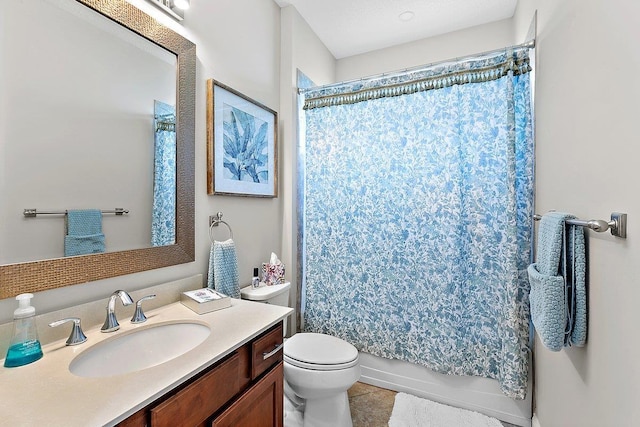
[0,294,292,426]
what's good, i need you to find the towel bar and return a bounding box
[209,212,233,242]
[533,212,627,238]
[24,208,129,217]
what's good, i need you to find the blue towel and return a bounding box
[64,210,106,257]
[528,212,587,351]
[568,224,587,346]
[207,239,240,299]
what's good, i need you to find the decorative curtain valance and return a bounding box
[301,45,531,110]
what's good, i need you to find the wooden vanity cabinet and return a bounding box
[211,363,283,427]
[117,322,284,427]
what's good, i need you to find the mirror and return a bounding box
[0,0,195,298]
[2,0,179,264]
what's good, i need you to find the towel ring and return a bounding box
[209,212,233,243]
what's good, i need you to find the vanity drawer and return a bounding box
[149,352,241,427]
[251,322,283,380]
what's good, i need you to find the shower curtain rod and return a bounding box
[297,39,535,95]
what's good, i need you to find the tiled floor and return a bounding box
[348,382,398,426]
[348,382,519,427]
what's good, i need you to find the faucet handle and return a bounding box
[49,317,87,346]
[131,294,156,324]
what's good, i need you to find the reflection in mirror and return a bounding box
[152,100,177,247]
[0,0,177,264]
[0,0,195,298]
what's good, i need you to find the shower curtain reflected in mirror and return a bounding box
[152,100,176,247]
[300,48,534,399]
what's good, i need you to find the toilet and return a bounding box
[240,281,292,335]
[240,282,361,427]
[284,332,360,427]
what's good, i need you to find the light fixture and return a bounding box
[173,0,190,10]
[398,10,415,22]
[145,0,189,21]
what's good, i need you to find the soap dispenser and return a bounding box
[4,293,43,367]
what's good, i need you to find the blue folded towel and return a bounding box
[207,239,240,299]
[568,224,587,346]
[64,234,106,257]
[527,264,566,350]
[64,210,106,257]
[528,212,587,351]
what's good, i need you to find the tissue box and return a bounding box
[181,288,231,314]
[262,262,285,285]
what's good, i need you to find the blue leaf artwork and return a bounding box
[222,104,269,183]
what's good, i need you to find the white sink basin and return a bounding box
[69,321,210,378]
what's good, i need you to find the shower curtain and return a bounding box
[300,48,534,399]
[151,100,176,247]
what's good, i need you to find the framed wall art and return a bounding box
[206,80,278,197]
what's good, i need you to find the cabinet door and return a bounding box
[116,409,147,427]
[211,362,283,427]
[150,353,241,427]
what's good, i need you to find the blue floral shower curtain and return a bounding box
[151,100,176,247]
[300,48,534,399]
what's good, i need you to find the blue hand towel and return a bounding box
[568,224,587,346]
[207,239,240,299]
[64,209,106,257]
[527,264,566,350]
[64,234,107,257]
[528,212,587,351]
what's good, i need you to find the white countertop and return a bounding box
[0,299,292,427]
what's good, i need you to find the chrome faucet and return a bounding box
[49,317,87,346]
[101,290,134,333]
[131,294,156,324]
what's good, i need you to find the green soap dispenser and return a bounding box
[4,293,43,367]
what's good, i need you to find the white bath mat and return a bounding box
[388,393,503,427]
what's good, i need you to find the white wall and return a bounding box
[0,0,283,324]
[279,6,336,334]
[513,0,640,425]
[336,18,514,81]
[186,0,283,288]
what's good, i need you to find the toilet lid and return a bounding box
[284,333,359,371]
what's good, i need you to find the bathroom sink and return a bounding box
[69,321,210,378]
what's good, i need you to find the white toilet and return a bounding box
[284,332,360,427]
[240,282,361,427]
[240,281,292,335]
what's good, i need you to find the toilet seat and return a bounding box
[284,333,359,371]
[284,354,359,371]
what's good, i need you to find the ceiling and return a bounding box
[274,0,518,59]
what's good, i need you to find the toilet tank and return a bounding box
[240,282,291,334]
